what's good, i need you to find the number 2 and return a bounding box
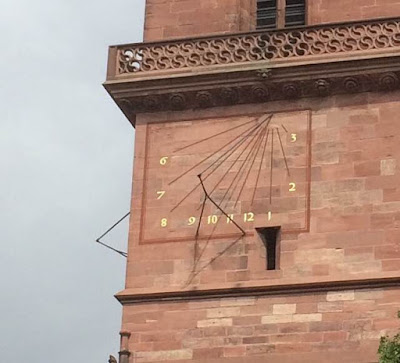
[289,182,296,192]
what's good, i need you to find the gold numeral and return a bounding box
[161,218,168,227]
[156,190,166,200]
[188,217,196,226]
[160,156,169,165]
[244,212,255,222]
[268,211,272,221]
[289,182,296,192]
[227,214,234,223]
[291,133,297,142]
[207,215,218,224]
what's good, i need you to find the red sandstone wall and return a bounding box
[143,0,256,41]
[123,287,400,362]
[309,0,400,25]
[122,91,400,362]
[128,92,400,292]
[143,0,400,41]
[120,2,400,362]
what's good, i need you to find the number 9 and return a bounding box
[188,217,196,226]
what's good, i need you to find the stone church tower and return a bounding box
[105,1,400,362]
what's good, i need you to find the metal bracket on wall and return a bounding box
[95,212,130,258]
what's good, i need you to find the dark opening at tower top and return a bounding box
[256,0,306,29]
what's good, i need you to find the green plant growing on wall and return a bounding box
[378,311,400,363]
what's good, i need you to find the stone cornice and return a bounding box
[104,17,400,126]
[115,275,400,305]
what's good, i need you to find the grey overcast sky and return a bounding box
[0,0,145,361]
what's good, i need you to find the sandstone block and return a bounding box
[381,159,396,176]
[318,302,344,312]
[293,313,322,322]
[273,304,296,315]
[220,297,255,307]
[206,307,241,318]
[327,291,355,301]
[135,349,193,362]
[197,318,233,328]
[262,315,293,324]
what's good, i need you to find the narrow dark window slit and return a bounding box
[257,227,281,270]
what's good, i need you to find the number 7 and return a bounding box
[157,191,166,199]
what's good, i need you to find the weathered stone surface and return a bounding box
[112,1,400,362]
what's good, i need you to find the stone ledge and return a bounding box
[115,275,400,305]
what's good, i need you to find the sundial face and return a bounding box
[139,110,311,244]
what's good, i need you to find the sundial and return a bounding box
[139,110,311,244]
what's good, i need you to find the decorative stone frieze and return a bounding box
[104,17,400,125]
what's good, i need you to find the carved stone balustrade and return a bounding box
[104,17,400,125]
